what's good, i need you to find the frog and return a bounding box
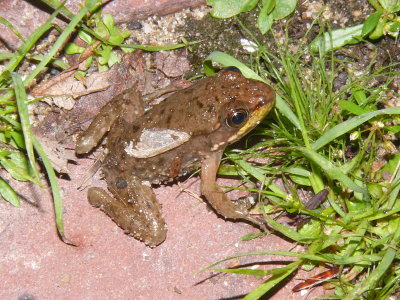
[75,68,275,247]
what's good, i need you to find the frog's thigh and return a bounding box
[88,183,167,247]
[76,88,144,154]
[200,152,264,228]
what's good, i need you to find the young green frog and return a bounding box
[76,68,275,247]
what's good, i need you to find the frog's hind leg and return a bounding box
[87,179,167,247]
[76,88,144,154]
[201,151,266,230]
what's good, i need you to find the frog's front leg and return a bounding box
[76,88,144,154]
[87,177,167,247]
[201,151,265,229]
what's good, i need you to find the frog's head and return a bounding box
[209,69,275,151]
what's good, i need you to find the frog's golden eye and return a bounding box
[226,109,249,127]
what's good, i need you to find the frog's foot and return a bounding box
[201,152,266,230]
[87,185,167,247]
[201,185,266,230]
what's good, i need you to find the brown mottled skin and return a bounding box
[76,69,275,247]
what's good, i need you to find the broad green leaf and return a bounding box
[64,43,85,55]
[309,24,363,54]
[108,34,125,45]
[378,0,400,12]
[107,51,121,67]
[362,10,382,36]
[258,5,273,34]
[352,87,368,105]
[97,46,111,65]
[78,30,93,44]
[262,0,276,13]
[205,51,264,81]
[102,14,114,33]
[338,100,370,115]
[369,17,386,39]
[207,0,259,18]
[271,0,297,20]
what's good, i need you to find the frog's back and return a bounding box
[103,69,275,184]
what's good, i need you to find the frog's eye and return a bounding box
[226,109,249,127]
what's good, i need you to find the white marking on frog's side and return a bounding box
[124,128,191,158]
[211,141,225,151]
[141,180,151,187]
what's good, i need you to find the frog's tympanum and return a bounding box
[76,69,275,247]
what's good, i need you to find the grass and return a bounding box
[202,23,400,299]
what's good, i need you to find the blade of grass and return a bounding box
[120,42,198,51]
[11,72,41,184]
[23,5,88,85]
[263,215,314,243]
[38,0,75,19]
[344,219,400,299]
[229,156,287,197]
[0,175,20,206]
[312,106,400,151]
[0,4,63,101]
[32,135,74,245]
[295,146,367,194]
[0,17,25,43]
[0,156,41,184]
[216,260,303,277]
[243,260,302,300]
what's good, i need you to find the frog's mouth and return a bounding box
[227,100,275,144]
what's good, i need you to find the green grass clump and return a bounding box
[202,23,400,298]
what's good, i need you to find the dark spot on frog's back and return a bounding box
[196,100,204,108]
[116,177,128,189]
[131,125,139,132]
[207,105,215,113]
[166,114,172,125]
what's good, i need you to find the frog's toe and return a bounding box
[133,221,167,247]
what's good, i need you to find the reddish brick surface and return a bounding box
[0,156,312,299]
